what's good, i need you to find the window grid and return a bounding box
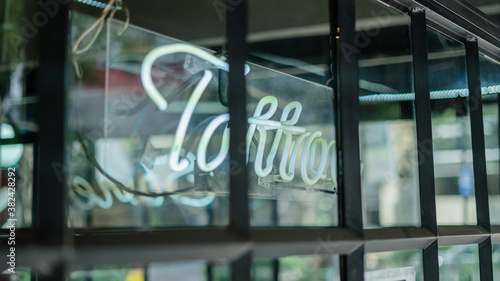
[1,0,500,280]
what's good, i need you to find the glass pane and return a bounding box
[0,268,31,280]
[427,28,476,225]
[493,243,500,280]
[365,250,423,281]
[0,0,35,229]
[356,0,420,228]
[247,0,337,227]
[68,261,228,281]
[479,54,500,225]
[68,3,228,228]
[1,144,33,229]
[438,244,480,280]
[249,255,340,281]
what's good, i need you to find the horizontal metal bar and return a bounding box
[491,226,500,243]
[437,225,490,246]
[3,228,251,271]
[4,225,499,271]
[364,227,435,253]
[4,225,500,270]
[252,228,362,258]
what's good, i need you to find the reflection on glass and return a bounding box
[438,244,480,280]
[479,55,500,225]
[68,261,227,281]
[0,1,36,229]
[427,28,476,225]
[0,268,31,280]
[248,255,340,281]
[357,0,420,228]
[277,255,340,281]
[365,250,423,281]
[1,144,33,229]
[247,1,337,227]
[493,243,500,280]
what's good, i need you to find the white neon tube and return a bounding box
[197,113,230,172]
[300,132,328,185]
[169,70,213,172]
[141,43,249,111]
[73,175,113,209]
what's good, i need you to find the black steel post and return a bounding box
[411,8,440,281]
[232,251,252,281]
[466,37,494,281]
[465,37,491,232]
[35,0,72,280]
[225,0,250,239]
[479,237,494,281]
[423,240,439,281]
[411,8,438,235]
[331,0,364,278]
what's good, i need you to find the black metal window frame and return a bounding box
[2,0,500,280]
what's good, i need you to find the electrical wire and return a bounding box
[78,132,205,197]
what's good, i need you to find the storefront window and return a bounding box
[365,250,423,281]
[427,28,477,225]
[438,244,480,280]
[479,54,500,225]
[68,3,229,228]
[246,0,337,227]
[0,0,36,230]
[356,0,420,228]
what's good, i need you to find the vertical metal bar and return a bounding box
[411,8,440,281]
[410,8,438,235]
[423,240,439,281]
[272,259,279,281]
[1,0,11,63]
[479,237,494,281]
[331,0,364,278]
[225,0,250,238]
[206,262,214,281]
[36,1,72,280]
[231,252,252,281]
[465,38,491,232]
[341,246,364,281]
[332,0,363,237]
[144,264,149,281]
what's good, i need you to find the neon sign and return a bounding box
[70,43,336,210]
[140,44,336,185]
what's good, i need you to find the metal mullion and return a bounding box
[423,240,439,281]
[464,38,494,281]
[479,237,493,281]
[332,0,364,277]
[465,37,491,232]
[35,1,72,280]
[225,1,251,280]
[272,259,279,281]
[341,245,364,281]
[232,251,252,281]
[225,0,250,239]
[333,0,363,238]
[411,8,437,235]
[410,8,439,281]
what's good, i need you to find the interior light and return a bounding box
[1,124,24,168]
